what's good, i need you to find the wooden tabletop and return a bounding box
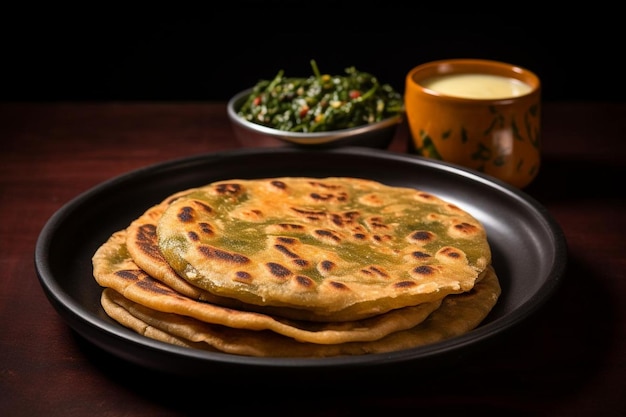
[1,101,625,416]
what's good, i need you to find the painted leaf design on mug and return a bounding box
[417,130,443,160]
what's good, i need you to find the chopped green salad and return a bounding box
[237,60,404,133]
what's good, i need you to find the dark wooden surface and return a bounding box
[1,101,625,416]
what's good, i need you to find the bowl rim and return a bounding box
[227,88,404,145]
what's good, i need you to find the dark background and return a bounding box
[2,3,621,102]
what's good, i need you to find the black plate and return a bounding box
[35,147,567,379]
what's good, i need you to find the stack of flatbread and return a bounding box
[92,177,500,357]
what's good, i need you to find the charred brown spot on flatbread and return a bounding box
[188,222,216,242]
[195,201,212,213]
[235,271,252,279]
[115,269,142,281]
[266,262,292,280]
[293,259,309,268]
[360,265,390,279]
[233,271,253,284]
[330,213,344,226]
[215,183,243,195]
[450,221,481,238]
[412,265,437,275]
[313,229,342,244]
[366,216,389,230]
[394,280,419,289]
[270,237,310,268]
[136,275,183,297]
[372,234,392,243]
[411,251,432,259]
[308,180,341,189]
[408,230,437,244]
[318,260,336,276]
[436,247,469,266]
[238,209,264,221]
[177,201,213,223]
[295,275,315,288]
[198,246,250,264]
[273,243,298,258]
[270,180,287,189]
[291,207,326,221]
[269,223,306,232]
[439,247,462,259]
[177,206,195,222]
[199,222,214,235]
[133,224,161,260]
[329,281,350,290]
[309,191,348,203]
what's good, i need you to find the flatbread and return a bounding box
[157,177,491,321]
[100,265,501,357]
[93,229,444,344]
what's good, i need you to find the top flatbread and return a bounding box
[157,177,491,321]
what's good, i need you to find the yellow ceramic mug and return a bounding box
[404,59,541,188]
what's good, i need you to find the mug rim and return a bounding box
[406,59,541,102]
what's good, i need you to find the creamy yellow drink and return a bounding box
[420,73,532,99]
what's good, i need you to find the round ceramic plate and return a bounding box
[35,147,567,379]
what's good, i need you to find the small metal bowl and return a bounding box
[227,88,403,149]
